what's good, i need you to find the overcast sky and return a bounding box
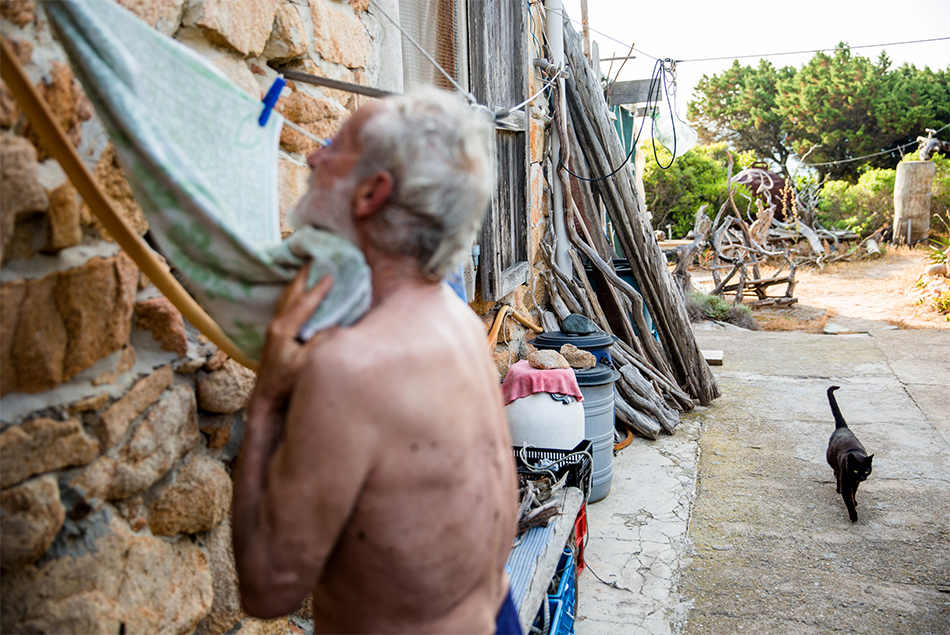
[558,0,950,117]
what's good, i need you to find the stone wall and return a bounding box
[0,0,553,632]
[1,1,387,633]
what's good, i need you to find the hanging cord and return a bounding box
[648,59,677,170]
[558,57,668,182]
[0,39,259,371]
[799,121,950,168]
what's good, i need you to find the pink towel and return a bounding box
[500,360,584,405]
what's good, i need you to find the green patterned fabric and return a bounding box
[45,0,370,362]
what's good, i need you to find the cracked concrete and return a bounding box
[575,319,949,634]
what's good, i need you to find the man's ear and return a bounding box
[353,171,393,219]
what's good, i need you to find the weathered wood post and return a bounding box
[894,160,936,245]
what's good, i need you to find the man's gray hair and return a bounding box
[355,87,495,280]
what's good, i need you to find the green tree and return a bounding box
[641,141,754,237]
[688,60,796,177]
[689,44,950,182]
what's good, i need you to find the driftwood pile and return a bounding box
[534,23,719,440]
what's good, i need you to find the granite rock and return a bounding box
[0,418,100,489]
[148,455,232,536]
[95,366,174,449]
[263,1,309,61]
[0,512,212,634]
[72,385,200,501]
[559,343,596,370]
[0,476,66,568]
[308,0,369,68]
[135,296,188,356]
[197,358,256,414]
[188,0,280,57]
[527,349,570,370]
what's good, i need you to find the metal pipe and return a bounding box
[545,0,571,276]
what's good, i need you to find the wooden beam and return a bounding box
[605,79,661,106]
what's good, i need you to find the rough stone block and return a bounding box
[81,144,149,240]
[148,455,232,535]
[196,358,256,414]
[116,0,187,36]
[42,182,82,252]
[134,296,188,356]
[527,349,569,370]
[73,385,200,501]
[10,274,67,394]
[96,365,174,449]
[0,512,212,634]
[0,418,100,489]
[263,1,309,61]
[189,0,280,57]
[0,1,36,27]
[212,55,263,98]
[0,475,65,569]
[308,0,369,68]
[1,135,48,261]
[56,251,138,381]
[25,62,92,161]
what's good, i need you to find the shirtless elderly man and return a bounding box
[232,88,521,634]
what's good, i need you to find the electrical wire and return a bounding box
[544,5,946,67]
[799,121,950,168]
[559,58,674,182]
[677,36,950,64]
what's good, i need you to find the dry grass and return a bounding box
[754,306,832,333]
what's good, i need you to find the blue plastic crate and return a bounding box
[548,548,576,635]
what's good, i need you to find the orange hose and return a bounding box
[487,305,510,352]
[1,39,258,371]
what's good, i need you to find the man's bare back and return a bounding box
[299,283,518,633]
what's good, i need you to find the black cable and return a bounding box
[559,58,677,182]
[648,61,676,170]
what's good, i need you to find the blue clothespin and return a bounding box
[259,76,286,126]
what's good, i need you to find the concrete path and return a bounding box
[575,319,950,634]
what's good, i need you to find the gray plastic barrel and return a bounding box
[574,364,620,502]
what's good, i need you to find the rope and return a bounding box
[0,39,259,371]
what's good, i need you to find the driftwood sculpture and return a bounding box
[732,166,787,221]
[918,130,950,161]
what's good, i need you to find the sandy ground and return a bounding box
[694,247,949,332]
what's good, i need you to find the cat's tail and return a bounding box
[827,385,848,429]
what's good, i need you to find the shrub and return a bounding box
[816,151,950,238]
[816,168,895,235]
[641,141,755,237]
[686,291,757,329]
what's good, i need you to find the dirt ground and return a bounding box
[693,246,950,332]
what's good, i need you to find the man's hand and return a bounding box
[256,266,334,404]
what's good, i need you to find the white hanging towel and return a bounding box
[45,0,371,362]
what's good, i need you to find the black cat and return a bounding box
[826,386,873,522]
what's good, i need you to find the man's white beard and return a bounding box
[289,172,359,245]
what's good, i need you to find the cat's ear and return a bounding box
[867,454,873,461]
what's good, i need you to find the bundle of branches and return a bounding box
[559,22,719,407]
